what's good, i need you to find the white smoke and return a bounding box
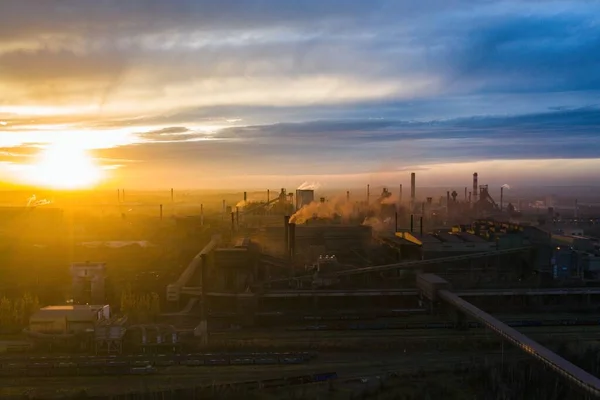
[297,181,321,190]
[27,195,52,207]
[502,184,511,189]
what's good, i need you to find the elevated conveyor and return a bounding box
[416,274,600,398]
[166,235,221,303]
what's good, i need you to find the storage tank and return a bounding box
[295,189,315,210]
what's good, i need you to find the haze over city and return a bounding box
[1,0,599,189]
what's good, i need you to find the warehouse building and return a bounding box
[28,305,110,335]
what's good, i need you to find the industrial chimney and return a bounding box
[399,184,403,205]
[472,173,478,204]
[500,187,504,212]
[410,173,416,208]
[284,215,290,256]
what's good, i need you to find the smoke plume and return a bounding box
[289,196,355,224]
[297,181,321,190]
[501,184,511,189]
[27,195,52,207]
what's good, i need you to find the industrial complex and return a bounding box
[2,171,600,399]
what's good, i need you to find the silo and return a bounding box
[295,189,315,210]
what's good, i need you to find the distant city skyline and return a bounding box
[1,1,599,189]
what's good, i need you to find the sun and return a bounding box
[23,144,104,189]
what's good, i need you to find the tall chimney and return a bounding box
[284,215,290,256]
[231,212,235,232]
[122,189,125,202]
[171,188,174,216]
[244,191,247,202]
[159,204,163,220]
[367,184,370,204]
[500,187,504,212]
[200,204,204,226]
[464,187,467,201]
[410,214,414,233]
[472,173,478,204]
[267,189,270,203]
[117,189,120,203]
[346,191,350,202]
[288,222,296,262]
[447,191,450,206]
[410,173,416,206]
[399,184,403,205]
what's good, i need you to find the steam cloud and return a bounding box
[27,195,52,207]
[289,196,355,224]
[501,184,511,189]
[289,191,401,234]
[297,181,321,190]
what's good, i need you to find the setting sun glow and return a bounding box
[23,144,103,189]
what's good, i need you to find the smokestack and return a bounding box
[410,214,414,233]
[284,215,290,256]
[171,188,174,202]
[500,187,504,212]
[244,191,247,202]
[117,189,120,203]
[159,204,163,220]
[171,188,174,216]
[447,191,450,206]
[410,173,416,206]
[200,204,204,226]
[288,222,296,262]
[399,184,403,204]
[231,212,235,232]
[367,184,370,204]
[222,199,226,220]
[419,216,423,235]
[472,173,478,204]
[122,189,125,202]
[267,189,270,203]
[346,191,350,202]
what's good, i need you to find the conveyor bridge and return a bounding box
[418,274,600,398]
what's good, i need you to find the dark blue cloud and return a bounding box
[94,107,600,178]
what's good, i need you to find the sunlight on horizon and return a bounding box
[19,143,104,189]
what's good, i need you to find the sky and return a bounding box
[1,0,600,190]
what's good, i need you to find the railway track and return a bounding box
[0,350,525,398]
[0,352,316,376]
[210,325,600,344]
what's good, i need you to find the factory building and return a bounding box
[71,262,106,305]
[390,231,497,260]
[28,305,110,335]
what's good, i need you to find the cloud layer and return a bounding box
[0,1,599,187]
